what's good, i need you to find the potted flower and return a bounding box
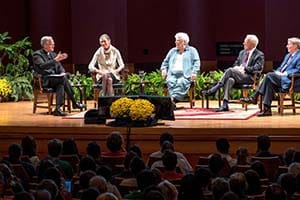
[0,78,12,102]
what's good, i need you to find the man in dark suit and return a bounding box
[241,37,300,116]
[202,34,265,112]
[33,36,86,116]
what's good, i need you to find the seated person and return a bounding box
[101,131,126,158]
[88,33,125,96]
[202,34,264,112]
[241,37,300,116]
[32,36,86,116]
[160,150,184,181]
[160,32,200,106]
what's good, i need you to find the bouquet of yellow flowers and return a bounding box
[109,97,155,126]
[0,78,12,99]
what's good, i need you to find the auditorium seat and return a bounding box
[251,156,282,182]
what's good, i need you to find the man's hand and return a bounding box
[54,51,68,62]
[191,74,197,81]
[161,69,167,79]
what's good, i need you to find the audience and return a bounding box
[21,135,40,169]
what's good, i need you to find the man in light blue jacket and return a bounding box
[161,32,200,107]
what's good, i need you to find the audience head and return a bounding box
[216,138,230,154]
[86,141,101,160]
[81,187,100,200]
[236,146,250,165]
[229,172,247,198]
[292,150,300,163]
[89,175,107,193]
[96,192,118,200]
[96,165,112,181]
[288,162,300,176]
[264,183,287,200]
[37,159,56,180]
[79,170,96,189]
[283,147,295,166]
[144,190,165,200]
[8,144,22,160]
[43,167,62,188]
[161,141,175,153]
[194,166,212,188]
[211,177,229,200]
[159,132,174,145]
[178,174,203,200]
[79,156,97,172]
[162,150,178,171]
[136,169,157,191]
[47,139,62,158]
[129,144,142,158]
[244,169,261,195]
[130,156,146,177]
[38,179,59,200]
[257,134,271,152]
[13,191,35,200]
[208,153,224,176]
[21,135,37,157]
[277,172,297,196]
[158,180,178,200]
[251,160,267,178]
[123,151,138,170]
[106,131,124,153]
[220,191,239,200]
[62,138,79,155]
[34,189,52,200]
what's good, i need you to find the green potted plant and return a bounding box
[0,32,33,101]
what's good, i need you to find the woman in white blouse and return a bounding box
[88,34,125,96]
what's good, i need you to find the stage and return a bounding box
[1,100,300,167]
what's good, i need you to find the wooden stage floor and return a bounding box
[1,100,300,166]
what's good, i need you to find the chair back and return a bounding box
[251,156,282,182]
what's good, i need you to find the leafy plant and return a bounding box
[0,32,33,101]
[68,71,93,100]
[125,73,141,95]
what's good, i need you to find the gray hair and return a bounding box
[175,32,190,44]
[245,34,259,47]
[99,33,111,41]
[40,36,53,47]
[288,37,300,49]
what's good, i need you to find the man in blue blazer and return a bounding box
[241,37,300,116]
[202,34,264,112]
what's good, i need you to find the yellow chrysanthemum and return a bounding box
[0,78,12,98]
[129,99,155,121]
[110,97,134,118]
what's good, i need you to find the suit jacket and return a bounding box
[233,49,265,76]
[275,50,300,90]
[32,49,65,86]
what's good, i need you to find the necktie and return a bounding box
[243,51,249,66]
[280,55,293,72]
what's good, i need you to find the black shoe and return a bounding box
[73,102,86,109]
[52,109,67,116]
[257,109,272,117]
[216,106,229,112]
[202,89,216,96]
[240,96,257,104]
[171,101,177,110]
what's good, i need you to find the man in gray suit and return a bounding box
[33,36,86,116]
[241,37,300,116]
[202,34,265,112]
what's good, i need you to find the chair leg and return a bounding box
[33,91,38,113]
[47,93,53,114]
[94,89,100,108]
[242,89,249,111]
[279,93,285,115]
[291,93,296,114]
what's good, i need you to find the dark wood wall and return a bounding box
[1,0,300,69]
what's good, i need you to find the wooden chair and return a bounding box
[91,67,129,108]
[231,72,262,111]
[32,71,71,114]
[251,156,282,182]
[163,81,195,109]
[277,73,300,115]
